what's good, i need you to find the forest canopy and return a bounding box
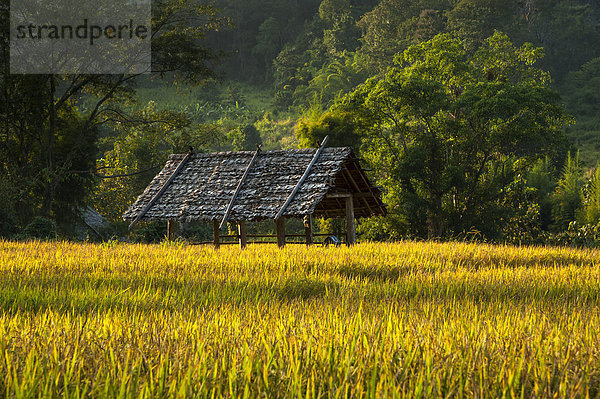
[1,0,600,245]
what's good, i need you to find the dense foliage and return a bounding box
[0,0,225,232]
[2,0,600,243]
[339,32,569,239]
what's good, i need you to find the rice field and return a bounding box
[1,240,600,398]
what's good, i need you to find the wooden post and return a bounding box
[238,221,247,249]
[345,196,356,246]
[276,218,286,248]
[167,219,175,241]
[213,220,220,249]
[303,215,313,246]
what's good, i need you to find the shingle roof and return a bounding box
[123,147,386,223]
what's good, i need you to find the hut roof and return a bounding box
[122,147,386,223]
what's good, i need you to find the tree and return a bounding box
[253,17,284,81]
[296,108,362,149]
[233,124,262,151]
[272,0,365,110]
[339,31,570,239]
[582,163,600,225]
[446,0,519,49]
[0,0,225,228]
[91,103,191,222]
[319,0,360,55]
[299,52,368,109]
[413,9,446,44]
[356,0,450,73]
[272,14,328,109]
[0,73,98,225]
[526,157,557,231]
[551,152,583,231]
[561,58,600,166]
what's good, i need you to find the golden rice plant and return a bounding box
[0,240,599,397]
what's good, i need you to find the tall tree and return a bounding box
[445,0,520,49]
[551,152,583,231]
[0,0,225,227]
[356,0,450,73]
[560,58,600,166]
[339,31,570,238]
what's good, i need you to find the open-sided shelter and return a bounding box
[123,139,386,247]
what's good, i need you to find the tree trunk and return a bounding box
[426,127,444,239]
[427,190,444,239]
[41,75,56,217]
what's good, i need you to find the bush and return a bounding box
[179,221,212,243]
[547,221,600,248]
[23,217,58,240]
[0,208,17,238]
[131,221,166,243]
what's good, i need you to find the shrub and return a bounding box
[131,221,166,243]
[23,217,58,240]
[547,221,600,248]
[0,208,17,238]
[179,221,212,243]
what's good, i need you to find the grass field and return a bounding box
[1,240,600,398]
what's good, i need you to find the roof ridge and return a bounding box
[168,147,352,158]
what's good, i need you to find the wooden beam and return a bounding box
[220,146,261,230]
[245,233,307,238]
[213,220,220,249]
[167,220,175,241]
[326,192,352,199]
[342,167,374,216]
[303,215,313,246]
[344,161,386,215]
[316,205,376,214]
[276,218,286,248]
[274,136,329,221]
[238,221,247,249]
[345,196,356,246]
[351,164,387,216]
[128,151,193,231]
[327,192,373,199]
[194,241,237,246]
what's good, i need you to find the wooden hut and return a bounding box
[123,138,386,247]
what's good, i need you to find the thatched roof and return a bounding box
[74,206,111,241]
[123,147,386,223]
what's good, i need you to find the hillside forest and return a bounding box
[2,0,600,245]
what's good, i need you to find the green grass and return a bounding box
[135,81,275,116]
[1,240,600,397]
